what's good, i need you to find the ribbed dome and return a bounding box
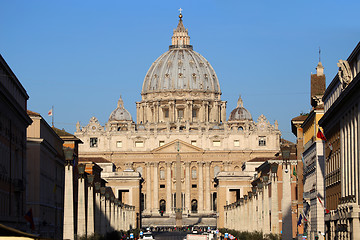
[141,15,220,95]
[229,96,252,121]
[109,96,132,122]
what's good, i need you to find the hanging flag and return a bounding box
[317,128,327,141]
[293,166,297,177]
[48,108,53,116]
[297,214,303,226]
[317,195,330,214]
[24,208,35,230]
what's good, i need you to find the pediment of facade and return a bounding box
[151,139,204,153]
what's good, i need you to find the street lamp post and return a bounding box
[281,146,293,239]
[63,147,75,240]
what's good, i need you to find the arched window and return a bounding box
[160,167,165,180]
[159,199,166,215]
[191,199,198,213]
[191,167,197,179]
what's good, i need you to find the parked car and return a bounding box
[142,232,154,239]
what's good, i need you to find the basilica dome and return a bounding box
[141,14,220,95]
[229,96,252,121]
[109,96,132,122]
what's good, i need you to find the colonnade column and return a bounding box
[87,178,94,235]
[263,182,270,234]
[271,170,279,233]
[166,162,172,214]
[63,162,74,240]
[94,187,101,234]
[145,163,151,213]
[198,161,204,213]
[185,162,191,214]
[77,175,86,237]
[205,162,211,213]
[153,162,159,213]
[282,164,292,239]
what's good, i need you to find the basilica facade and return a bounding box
[74,14,281,228]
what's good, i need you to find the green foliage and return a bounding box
[219,228,281,240]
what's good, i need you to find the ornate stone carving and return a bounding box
[337,60,353,87]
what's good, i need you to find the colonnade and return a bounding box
[136,99,227,124]
[144,161,213,214]
[224,182,272,234]
[63,161,136,240]
[223,169,280,235]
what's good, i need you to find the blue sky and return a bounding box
[1,0,359,142]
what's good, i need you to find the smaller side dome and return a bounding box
[229,96,252,121]
[109,96,132,122]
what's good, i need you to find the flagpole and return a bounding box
[52,105,54,127]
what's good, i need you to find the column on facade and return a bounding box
[77,177,86,237]
[63,164,74,240]
[271,172,279,233]
[87,182,95,235]
[185,162,191,214]
[153,162,159,213]
[205,162,211,213]
[145,163,151,213]
[354,110,359,203]
[198,161,204,213]
[169,101,174,122]
[340,120,345,197]
[221,102,226,123]
[166,162,172,214]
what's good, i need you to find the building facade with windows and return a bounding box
[319,41,360,240]
[74,14,281,228]
[0,54,32,231]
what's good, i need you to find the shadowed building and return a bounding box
[0,55,32,231]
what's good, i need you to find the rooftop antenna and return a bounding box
[319,46,321,62]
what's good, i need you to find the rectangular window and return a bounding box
[192,184,197,188]
[178,109,184,119]
[164,109,169,118]
[90,137,98,148]
[135,141,144,148]
[191,140,197,146]
[116,141,122,148]
[159,141,165,147]
[160,184,165,189]
[259,136,266,146]
[192,109,197,118]
[234,140,240,147]
[212,140,221,147]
